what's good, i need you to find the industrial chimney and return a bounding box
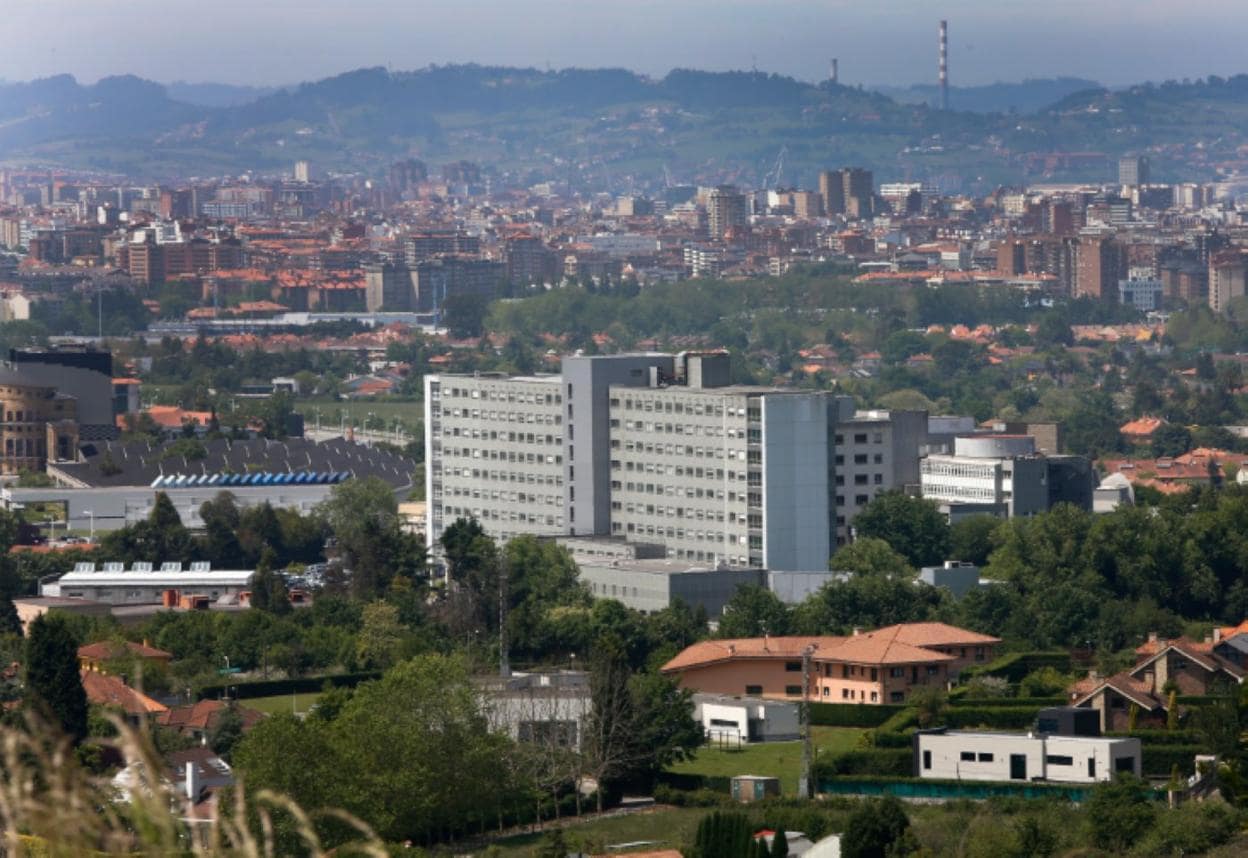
[939,20,949,110]
[830,58,838,85]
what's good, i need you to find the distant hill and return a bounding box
[165,81,279,107]
[0,65,1244,189]
[873,77,1102,114]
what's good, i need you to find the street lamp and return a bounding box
[83,509,95,542]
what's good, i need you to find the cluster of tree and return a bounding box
[232,649,701,851]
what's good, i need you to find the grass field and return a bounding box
[243,692,321,716]
[667,727,866,795]
[487,806,706,858]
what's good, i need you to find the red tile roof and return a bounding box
[80,671,167,716]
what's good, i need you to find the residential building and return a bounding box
[505,235,558,287]
[364,261,416,312]
[916,729,1140,784]
[1209,252,1248,314]
[411,257,504,314]
[10,346,115,442]
[157,700,266,741]
[707,186,748,239]
[1074,234,1125,301]
[661,622,1000,704]
[1069,627,1248,731]
[818,171,845,216]
[1118,274,1164,311]
[693,693,799,744]
[479,671,591,751]
[842,168,874,219]
[920,435,1093,520]
[78,639,172,673]
[0,366,79,474]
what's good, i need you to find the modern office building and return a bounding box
[577,558,764,616]
[1118,156,1150,187]
[919,435,1093,520]
[831,408,928,546]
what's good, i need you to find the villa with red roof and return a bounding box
[661,622,1000,705]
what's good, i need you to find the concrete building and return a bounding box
[832,407,927,546]
[364,261,416,312]
[693,693,799,744]
[916,729,1141,783]
[1209,252,1248,314]
[1118,274,1165,312]
[423,373,565,546]
[1074,234,1125,301]
[918,561,983,599]
[818,171,845,217]
[920,435,1093,520]
[10,347,115,442]
[479,671,591,751]
[707,186,748,239]
[578,558,763,616]
[1118,156,1150,187]
[767,570,844,605]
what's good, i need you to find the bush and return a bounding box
[1108,729,1202,746]
[960,652,1071,683]
[809,702,905,728]
[1018,666,1072,698]
[876,708,918,734]
[652,784,730,807]
[815,749,913,778]
[655,772,731,794]
[949,696,1066,708]
[960,675,1011,698]
[1136,802,1241,856]
[865,730,913,749]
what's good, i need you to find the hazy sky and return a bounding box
[1,0,1241,89]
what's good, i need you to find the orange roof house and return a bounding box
[79,640,173,673]
[662,622,999,705]
[156,699,266,739]
[1120,416,1165,444]
[80,671,167,720]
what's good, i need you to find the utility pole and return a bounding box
[498,556,510,677]
[798,644,814,798]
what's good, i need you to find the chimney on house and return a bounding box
[763,633,770,651]
[852,627,863,636]
[1148,631,1158,644]
[185,761,199,802]
[1213,628,1223,643]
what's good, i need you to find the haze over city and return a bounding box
[3,0,1246,88]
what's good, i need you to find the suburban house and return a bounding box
[80,670,168,724]
[916,729,1141,784]
[692,693,799,744]
[1069,627,1248,731]
[78,639,173,674]
[661,622,1000,704]
[156,699,266,741]
[478,671,592,751]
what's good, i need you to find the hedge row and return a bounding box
[1142,745,1205,778]
[950,696,1066,708]
[656,772,732,794]
[808,702,906,728]
[877,708,918,734]
[814,748,913,778]
[1109,730,1204,746]
[867,729,914,749]
[196,671,382,701]
[961,652,1071,683]
[941,706,1044,730]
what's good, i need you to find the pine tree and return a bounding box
[0,594,20,637]
[25,615,88,742]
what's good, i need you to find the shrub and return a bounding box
[1141,745,1205,777]
[961,652,1071,683]
[961,675,1011,698]
[1136,801,1242,856]
[1018,666,1072,698]
[815,749,913,778]
[942,706,1044,730]
[809,702,906,728]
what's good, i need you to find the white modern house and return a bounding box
[915,728,1141,784]
[693,693,799,744]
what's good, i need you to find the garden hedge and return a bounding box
[808,702,906,728]
[195,670,382,701]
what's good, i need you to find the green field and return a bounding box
[488,806,706,858]
[667,727,866,795]
[244,692,321,716]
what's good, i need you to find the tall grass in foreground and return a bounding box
[0,714,387,856]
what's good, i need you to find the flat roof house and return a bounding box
[915,729,1141,784]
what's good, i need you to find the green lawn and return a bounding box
[487,806,706,858]
[243,692,321,716]
[667,727,866,795]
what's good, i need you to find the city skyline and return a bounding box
[1,0,1244,90]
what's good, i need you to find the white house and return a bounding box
[915,729,1141,784]
[693,693,799,744]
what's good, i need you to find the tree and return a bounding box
[318,477,418,599]
[355,601,405,670]
[1084,775,1156,852]
[25,615,88,743]
[909,687,948,728]
[0,593,20,638]
[208,704,246,762]
[1150,423,1192,458]
[585,637,642,812]
[841,795,910,858]
[829,537,913,577]
[249,547,290,615]
[442,293,490,339]
[688,811,754,858]
[949,515,1001,566]
[852,492,950,568]
[716,585,792,638]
